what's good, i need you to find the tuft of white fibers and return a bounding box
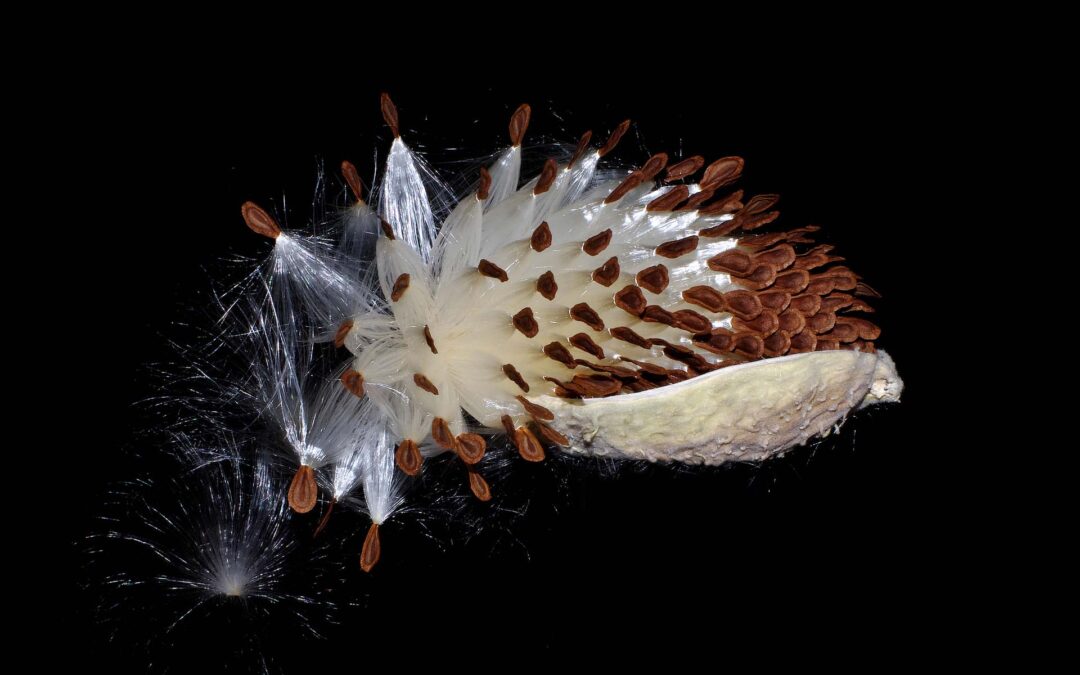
[357,412,404,525]
[270,231,373,335]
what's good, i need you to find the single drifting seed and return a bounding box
[380,92,400,137]
[360,523,381,572]
[241,201,281,239]
[287,465,318,514]
[509,103,531,146]
[664,155,705,182]
[341,160,365,203]
[598,119,631,157]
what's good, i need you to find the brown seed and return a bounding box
[570,302,604,331]
[509,103,531,146]
[793,251,831,271]
[313,498,336,538]
[821,268,858,291]
[636,265,670,295]
[380,92,400,137]
[640,153,669,181]
[820,293,854,313]
[341,370,365,398]
[413,373,439,395]
[771,269,810,293]
[698,220,741,237]
[673,309,711,333]
[739,211,781,231]
[395,439,422,476]
[241,201,281,239]
[574,359,637,378]
[656,235,699,259]
[682,286,726,312]
[756,290,791,313]
[604,172,644,204]
[723,290,762,320]
[287,465,318,514]
[733,333,764,359]
[455,433,487,464]
[855,282,882,298]
[707,249,753,275]
[680,188,715,211]
[569,333,605,359]
[805,277,835,296]
[543,341,576,368]
[700,156,745,190]
[734,264,777,291]
[592,256,621,287]
[763,330,792,357]
[778,309,806,334]
[423,325,438,354]
[839,317,881,341]
[733,309,779,336]
[515,394,555,421]
[754,244,796,270]
[536,271,558,300]
[534,158,558,195]
[341,161,364,204]
[647,185,689,212]
[477,167,492,200]
[664,155,706,182]
[502,363,530,392]
[478,259,509,282]
[568,130,594,169]
[699,189,746,216]
[848,298,876,313]
[380,219,396,239]
[642,305,678,326]
[333,320,353,348]
[789,330,817,353]
[467,469,492,502]
[512,307,539,338]
[570,373,622,397]
[823,322,859,343]
[514,426,546,462]
[790,294,822,316]
[816,338,841,352]
[742,194,779,216]
[739,231,787,249]
[532,420,570,447]
[360,523,381,572]
[609,325,652,349]
[531,221,552,252]
[390,273,410,301]
[598,119,631,157]
[614,285,647,316]
[431,417,455,449]
[807,312,837,334]
[583,228,613,255]
[500,414,517,437]
[623,357,669,377]
[693,328,736,354]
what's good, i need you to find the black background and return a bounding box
[63,56,936,670]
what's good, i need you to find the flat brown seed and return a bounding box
[609,325,652,348]
[543,341,576,368]
[733,333,764,359]
[656,235,699,259]
[455,433,487,464]
[723,290,762,320]
[503,364,530,392]
[592,256,621,287]
[514,427,546,462]
[598,119,631,157]
[467,469,492,501]
[341,370,365,397]
[534,158,558,195]
[570,373,622,397]
[531,221,552,252]
[743,193,780,215]
[568,130,594,169]
[700,156,745,190]
[536,271,558,300]
[673,309,712,333]
[757,291,792,313]
[647,185,689,211]
[699,189,746,216]
[855,282,882,298]
[515,394,555,421]
[395,439,422,476]
[680,188,715,211]
[640,153,669,181]
[341,161,364,203]
[815,338,841,351]
[733,309,779,337]
[423,325,438,353]
[360,523,381,572]
[740,211,782,231]
[570,302,605,331]
[333,320,353,348]
[793,251,830,271]
[380,219,396,239]
[241,202,281,239]
[509,103,531,146]
[287,465,318,514]
[613,285,647,316]
[500,414,517,437]
[642,305,678,325]
[637,265,670,294]
[664,155,706,183]
[682,286,726,313]
[807,312,837,334]
[842,317,881,341]
[390,273,410,302]
[771,269,810,293]
[574,359,636,378]
[569,333,605,359]
[763,330,792,356]
[431,417,455,449]
[754,244,796,270]
[477,167,492,200]
[790,294,822,316]
[698,220,741,238]
[823,322,859,343]
[604,172,644,204]
[512,307,539,338]
[380,92,400,137]
[734,264,777,290]
[413,373,439,395]
[820,293,854,313]
[707,249,753,275]
[533,420,570,446]
[583,228,613,255]
[693,328,735,354]
[789,330,817,353]
[778,309,806,334]
[478,259,509,282]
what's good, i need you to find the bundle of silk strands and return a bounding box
[235,94,904,573]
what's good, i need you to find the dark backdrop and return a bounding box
[64,62,934,669]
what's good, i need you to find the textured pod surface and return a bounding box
[534,350,902,464]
